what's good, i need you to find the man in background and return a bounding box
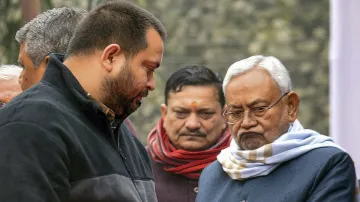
[147,65,231,202]
[15,6,137,135]
[15,7,87,91]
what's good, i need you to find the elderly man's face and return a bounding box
[0,78,22,107]
[18,43,47,91]
[225,68,298,150]
[161,85,227,151]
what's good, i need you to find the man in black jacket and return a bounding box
[15,6,138,137]
[0,1,166,201]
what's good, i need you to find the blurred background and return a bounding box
[0,0,329,144]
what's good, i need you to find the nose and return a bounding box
[146,72,156,91]
[241,110,257,129]
[185,114,201,131]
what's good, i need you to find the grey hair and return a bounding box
[15,7,87,68]
[0,65,22,81]
[223,55,292,95]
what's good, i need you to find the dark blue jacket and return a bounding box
[197,147,356,202]
[0,54,156,202]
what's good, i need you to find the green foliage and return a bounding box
[0,0,21,64]
[0,0,330,144]
[130,0,330,143]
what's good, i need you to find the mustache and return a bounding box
[238,131,263,139]
[141,90,149,97]
[130,90,149,100]
[179,130,206,137]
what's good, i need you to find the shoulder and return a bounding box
[309,146,354,174]
[202,160,223,174]
[199,161,226,185]
[0,120,67,159]
[0,84,69,127]
[197,161,231,201]
[300,146,351,166]
[284,146,353,178]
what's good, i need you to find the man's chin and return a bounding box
[177,139,208,151]
[110,99,142,117]
[123,101,141,114]
[179,144,207,151]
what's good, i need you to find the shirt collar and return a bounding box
[87,93,115,121]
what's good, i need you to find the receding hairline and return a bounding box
[223,55,292,95]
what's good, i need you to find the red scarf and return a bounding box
[147,118,232,180]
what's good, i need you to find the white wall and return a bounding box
[330,0,360,177]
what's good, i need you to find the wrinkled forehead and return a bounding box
[168,85,222,109]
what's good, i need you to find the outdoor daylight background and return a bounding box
[0,0,329,144]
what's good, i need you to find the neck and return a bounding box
[63,54,103,101]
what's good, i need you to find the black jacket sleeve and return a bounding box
[0,121,70,202]
[308,151,356,202]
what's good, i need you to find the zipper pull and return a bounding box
[118,148,127,160]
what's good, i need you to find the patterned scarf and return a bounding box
[217,120,343,180]
[147,118,232,180]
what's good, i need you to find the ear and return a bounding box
[100,44,122,72]
[286,92,299,122]
[38,55,50,70]
[44,55,50,65]
[160,103,167,119]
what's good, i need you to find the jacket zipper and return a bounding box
[109,121,126,160]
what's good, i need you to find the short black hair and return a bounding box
[164,65,225,107]
[65,0,166,58]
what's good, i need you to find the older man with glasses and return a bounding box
[196,55,357,202]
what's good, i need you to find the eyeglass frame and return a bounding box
[222,91,290,125]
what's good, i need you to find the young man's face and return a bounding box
[100,28,164,116]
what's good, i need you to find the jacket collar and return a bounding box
[42,54,122,122]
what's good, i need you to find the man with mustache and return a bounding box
[0,65,22,108]
[147,65,232,202]
[196,55,357,201]
[0,1,166,201]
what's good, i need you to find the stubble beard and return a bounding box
[100,62,137,117]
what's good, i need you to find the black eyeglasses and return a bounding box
[223,92,290,125]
